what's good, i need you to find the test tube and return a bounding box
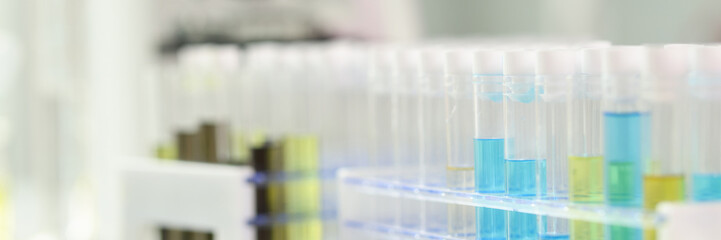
[536,49,574,239]
[503,50,541,239]
[640,45,691,240]
[568,48,605,240]
[602,46,643,239]
[391,49,422,228]
[472,49,507,239]
[444,50,476,237]
[419,48,448,233]
[689,45,721,202]
[368,48,396,224]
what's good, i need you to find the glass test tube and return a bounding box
[472,49,507,240]
[444,50,476,237]
[503,50,541,240]
[641,45,691,240]
[568,48,605,240]
[419,49,448,233]
[344,44,372,167]
[246,44,274,146]
[391,49,422,228]
[689,46,721,202]
[536,49,574,239]
[602,46,643,239]
[368,48,396,224]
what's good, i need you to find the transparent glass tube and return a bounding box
[419,70,449,233]
[394,61,421,173]
[445,69,475,237]
[689,72,721,202]
[473,74,507,240]
[603,48,644,240]
[603,81,643,208]
[537,74,570,239]
[368,51,397,227]
[244,49,271,147]
[392,52,422,229]
[504,73,542,239]
[420,71,446,184]
[568,72,605,240]
[369,55,394,169]
[445,71,475,186]
[419,49,447,233]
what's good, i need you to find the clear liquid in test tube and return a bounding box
[536,49,575,240]
[689,46,721,202]
[503,50,542,240]
[444,50,476,237]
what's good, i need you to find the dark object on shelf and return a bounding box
[160,227,214,240]
[251,142,272,240]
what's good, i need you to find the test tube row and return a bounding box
[365,43,721,240]
[149,41,721,240]
[150,43,371,240]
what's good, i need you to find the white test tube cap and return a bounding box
[444,50,473,76]
[503,50,536,75]
[603,46,643,75]
[392,49,420,75]
[581,48,605,75]
[472,49,503,75]
[536,49,576,75]
[691,45,721,75]
[420,48,445,76]
[642,45,690,79]
[217,45,242,70]
[369,47,394,74]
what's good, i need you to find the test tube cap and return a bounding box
[603,46,643,75]
[472,49,503,75]
[217,45,242,70]
[369,47,394,75]
[420,48,445,76]
[444,50,473,76]
[536,49,576,75]
[580,48,605,75]
[691,45,721,75]
[503,50,536,75]
[642,45,690,79]
[392,49,421,75]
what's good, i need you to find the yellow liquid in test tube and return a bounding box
[569,156,604,240]
[283,135,321,240]
[643,175,684,240]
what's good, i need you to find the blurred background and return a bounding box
[1,0,721,240]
